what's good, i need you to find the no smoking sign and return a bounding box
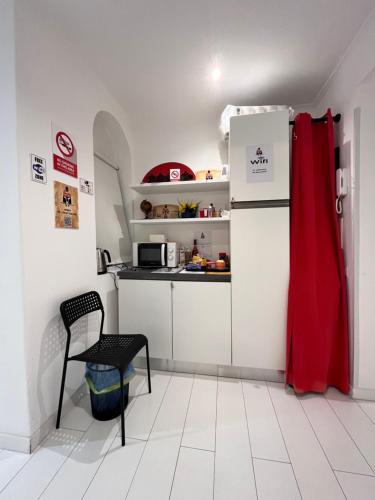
[170,168,180,182]
[56,131,75,158]
[52,123,78,178]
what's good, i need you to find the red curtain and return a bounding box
[286,110,350,394]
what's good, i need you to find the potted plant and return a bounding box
[178,200,199,218]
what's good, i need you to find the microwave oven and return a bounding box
[133,242,179,268]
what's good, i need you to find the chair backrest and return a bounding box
[60,291,104,340]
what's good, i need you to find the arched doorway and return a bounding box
[93,111,133,333]
[93,111,132,263]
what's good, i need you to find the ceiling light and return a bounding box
[211,67,221,81]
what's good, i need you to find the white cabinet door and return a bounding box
[118,280,172,359]
[229,110,289,202]
[172,282,231,365]
[231,207,289,370]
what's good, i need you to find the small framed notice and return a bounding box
[246,144,273,183]
[79,177,94,195]
[30,154,47,184]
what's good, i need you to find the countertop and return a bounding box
[117,267,231,283]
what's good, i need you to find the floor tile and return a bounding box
[128,371,147,399]
[254,459,301,500]
[336,471,375,500]
[215,377,257,500]
[170,447,214,500]
[124,371,171,440]
[358,401,375,425]
[39,419,118,500]
[300,393,373,475]
[126,373,194,500]
[83,437,145,500]
[181,375,217,451]
[326,389,375,472]
[61,396,94,432]
[0,449,31,493]
[242,380,289,462]
[0,429,82,500]
[268,383,345,500]
[3,372,375,500]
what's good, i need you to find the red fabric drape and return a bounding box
[286,110,350,394]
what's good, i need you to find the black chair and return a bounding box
[56,290,151,446]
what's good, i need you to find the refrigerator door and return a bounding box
[229,110,289,203]
[231,207,289,370]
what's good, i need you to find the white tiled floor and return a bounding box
[1,371,375,500]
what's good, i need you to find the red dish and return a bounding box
[142,162,196,184]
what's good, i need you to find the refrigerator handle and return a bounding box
[232,199,290,209]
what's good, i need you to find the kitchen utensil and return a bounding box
[97,248,111,275]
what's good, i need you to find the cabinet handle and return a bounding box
[171,282,174,289]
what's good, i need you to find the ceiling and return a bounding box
[30,0,375,126]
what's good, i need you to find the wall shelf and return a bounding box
[130,179,229,195]
[129,217,230,225]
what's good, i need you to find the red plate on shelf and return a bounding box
[142,162,195,184]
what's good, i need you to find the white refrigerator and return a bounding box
[230,110,290,370]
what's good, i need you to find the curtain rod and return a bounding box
[94,152,120,171]
[289,113,341,126]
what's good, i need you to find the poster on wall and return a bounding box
[246,144,273,183]
[52,123,78,178]
[54,181,79,229]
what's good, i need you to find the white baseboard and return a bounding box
[0,432,31,454]
[0,383,88,454]
[134,356,285,383]
[351,386,375,401]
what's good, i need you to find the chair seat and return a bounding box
[70,334,147,370]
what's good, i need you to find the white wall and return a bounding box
[11,0,134,448]
[313,10,375,397]
[93,111,133,263]
[130,108,231,254]
[94,158,129,261]
[0,0,31,452]
[132,112,223,182]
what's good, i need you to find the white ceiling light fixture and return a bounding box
[210,53,222,82]
[211,66,221,81]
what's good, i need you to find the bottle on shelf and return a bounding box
[185,249,192,263]
[179,246,185,265]
[192,239,199,257]
[219,252,230,268]
[208,203,215,218]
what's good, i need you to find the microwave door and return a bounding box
[137,243,166,267]
[138,243,158,267]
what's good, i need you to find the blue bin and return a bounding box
[85,363,135,421]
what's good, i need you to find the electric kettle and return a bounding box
[96,248,111,275]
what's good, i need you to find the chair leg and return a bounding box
[146,342,152,394]
[56,357,69,429]
[119,369,125,447]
